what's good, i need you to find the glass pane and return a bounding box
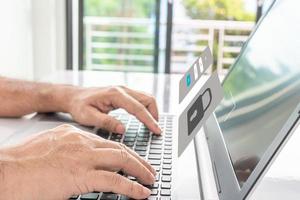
[171,0,256,74]
[215,0,300,186]
[83,0,156,72]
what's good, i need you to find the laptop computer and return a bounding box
[1,0,300,199]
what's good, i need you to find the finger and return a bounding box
[116,142,156,176]
[93,148,155,185]
[86,171,151,199]
[121,87,159,121]
[112,90,161,134]
[78,130,156,176]
[87,107,125,134]
[96,141,156,176]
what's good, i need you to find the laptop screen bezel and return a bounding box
[202,0,300,199]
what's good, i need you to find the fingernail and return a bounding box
[155,122,162,133]
[151,167,157,176]
[150,174,155,183]
[157,127,162,134]
[143,187,151,196]
[116,124,125,134]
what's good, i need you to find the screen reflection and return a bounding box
[215,0,300,186]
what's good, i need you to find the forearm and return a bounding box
[0,77,77,117]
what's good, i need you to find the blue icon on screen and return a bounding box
[186,74,191,87]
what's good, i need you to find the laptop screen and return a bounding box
[215,0,300,187]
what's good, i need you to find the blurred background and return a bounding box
[0,0,274,80]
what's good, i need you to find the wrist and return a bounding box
[36,84,80,113]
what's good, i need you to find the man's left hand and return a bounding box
[65,86,161,135]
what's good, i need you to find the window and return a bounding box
[83,0,157,72]
[67,0,259,74]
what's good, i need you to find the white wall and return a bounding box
[31,0,66,80]
[0,0,34,80]
[0,0,66,81]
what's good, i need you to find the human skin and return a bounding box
[0,77,162,199]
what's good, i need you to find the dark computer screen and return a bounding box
[215,0,300,187]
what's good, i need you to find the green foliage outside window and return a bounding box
[84,0,154,17]
[182,0,255,21]
[83,0,255,72]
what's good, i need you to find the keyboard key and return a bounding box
[124,138,135,142]
[164,146,172,150]
[163,164,172,170]
[165,138,172,143]
[163,154,172,159]
[151,140,163,145]
[149,149,162,154]
[161,182,171,189]
[140,127,149,131]
[162,170,171,175]
[152,135,163,140]
[137,137,149,142]
[165,131,172,135]
[124,134,136,138]
[149,160,161,166]
[150,144,162,150]
[139,130,149,134]
[163,159,172,164]
[96,129,110,139]
[162,176,172,182]
[164,150,172,155]
[69,195,79,200]
[119,195,130,200]
[160,189,171,196]
[127,128,138,132]
[136,141,148,146]
[164,142,172,146]
[100,193,118,200]
[148,154,161,160]
[147,197,157,200]
[136,150,147,157]
[111,134,122,139]
[126,130,138,135]
[151,189,158,196]
[124,141,134,147]
[80,193,99,200]
[151,182,159,189]
[160,196,171,200]
[135,146,147,151]
[138,135,150,139]
[129,124,139,128]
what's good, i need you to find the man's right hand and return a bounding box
[0,124,156,200]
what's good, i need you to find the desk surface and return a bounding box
[1,70,300,200]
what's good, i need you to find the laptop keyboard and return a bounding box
[69,113,174,200]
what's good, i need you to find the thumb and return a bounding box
[87,107,125,134]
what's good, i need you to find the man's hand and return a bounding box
[0,124,156,200]
[0,77,161,134]
[66,86,161,134]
